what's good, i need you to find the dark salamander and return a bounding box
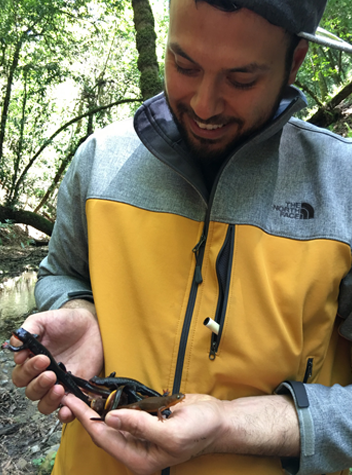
[2,328,89,404]
[2,328,173,419]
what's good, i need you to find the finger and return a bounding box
[105,408,174,445]
[58,405,76,424]
[25,369,57,399]
[12,355,51,387]
[36,383,65,415]
[63,394,157,472]
[62,394,137,443]
[62,393,100,423]
[13,349,31,365]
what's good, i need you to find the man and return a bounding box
[11,0,352,474]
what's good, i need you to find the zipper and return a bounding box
[171,227,207,394]
[303,357,314,383]
[209,225,235,360]
[163,229,207,475]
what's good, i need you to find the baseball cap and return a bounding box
[207,0,352,53]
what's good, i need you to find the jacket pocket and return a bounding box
[209,225,235,360]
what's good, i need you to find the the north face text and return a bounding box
[273,202,315,220]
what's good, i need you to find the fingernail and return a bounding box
[105,413,121,429]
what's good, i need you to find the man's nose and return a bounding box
[190,76,224,120]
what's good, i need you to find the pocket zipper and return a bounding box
[209,225,235,360]
[303,357,314,383]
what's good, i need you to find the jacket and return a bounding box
[35,87,352,475]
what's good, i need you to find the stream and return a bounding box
[0,271,37,341]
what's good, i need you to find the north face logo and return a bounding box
[273,202,315,220]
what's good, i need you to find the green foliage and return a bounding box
[344,122,352,137]
[0,0,144,217]
[296,0,352,115]
[32,450,57,474]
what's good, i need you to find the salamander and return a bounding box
[89,373,163,398]
[2,328,182,421]
[118,392,185,421]
[2,328,89,404]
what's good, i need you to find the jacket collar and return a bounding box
[134,87,307,203]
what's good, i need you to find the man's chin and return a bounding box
[185,127,244,161]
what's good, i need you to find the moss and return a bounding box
[136,26,157,51]
[140,68,162,99]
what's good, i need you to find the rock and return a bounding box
[44,443,60,455]
[31,445,41,454]
[17,457,28,470]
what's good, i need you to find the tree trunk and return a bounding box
[131,0,162,100]
[0,40,22,165]
[7,68,28,203]
[0,205,53,236]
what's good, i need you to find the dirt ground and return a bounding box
[0,225,49,281]
[0,226,60,475]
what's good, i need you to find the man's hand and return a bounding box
[63,391,300,475]
[11,300,103,423]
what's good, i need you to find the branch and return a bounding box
[295,80,324,108]
[11,97,142,202]
[0,205,53,236]
[308,80,352,127]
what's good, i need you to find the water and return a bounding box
[0,271,37,341]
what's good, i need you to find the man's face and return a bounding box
[164,0,301,162]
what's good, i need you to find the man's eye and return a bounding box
[175,63,198,76]
[228,77,257,90]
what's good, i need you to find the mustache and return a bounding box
[177,102,244,127]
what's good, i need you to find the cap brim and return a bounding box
[298,27,352,54]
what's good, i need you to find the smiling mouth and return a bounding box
[194,120,225,130]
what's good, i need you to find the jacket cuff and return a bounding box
[276,382,352,475]
[275,381,314,475]
[67,290,94,303]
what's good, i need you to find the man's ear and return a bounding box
[288,39,309,84]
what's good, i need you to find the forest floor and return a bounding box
[0,226,59,475]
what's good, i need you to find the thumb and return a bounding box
[105,408,166,441]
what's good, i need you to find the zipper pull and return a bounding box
[193,233,206,254]
[194,265,203,284]
[209,340,217,360]
[192,233,206,284]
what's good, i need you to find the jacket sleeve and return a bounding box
[35,136,96,310]
[276,263,352,475]
[276,382,352,475]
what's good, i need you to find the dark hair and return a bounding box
[284,32,301,75]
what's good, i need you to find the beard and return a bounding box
[164,82,289,167]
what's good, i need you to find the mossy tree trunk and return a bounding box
[131,0,162,100]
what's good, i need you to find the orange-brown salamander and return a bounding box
[119,392,185,421]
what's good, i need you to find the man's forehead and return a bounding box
[168,0,288,64]
[168,41,272,74]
